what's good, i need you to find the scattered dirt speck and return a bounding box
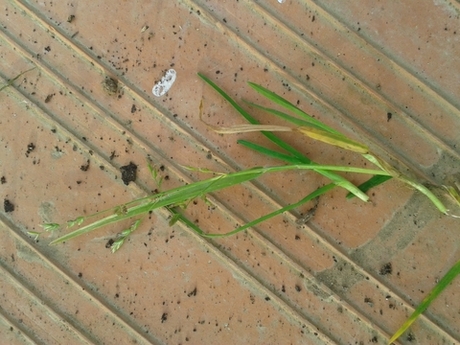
[80,160,90,172]
[26,143,36,157]
[105,238,114,248]
[187,287,197,297]
[364,297,373,306]
[1,176,6,184]
[45,93,54,103]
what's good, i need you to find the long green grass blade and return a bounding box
[247,82,340,135]
[389,259,460,344]
[202,184,335,238]
[246,92,396,190]
[240,139,393,199]
[198,73,309,162]
[245,101,323,129]
[237,139,306,164]
[198,73,370,201]
[51,164,389,243]
[50,169,262,244]
[243,86,399,196]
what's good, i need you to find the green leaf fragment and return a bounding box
[27,231,42,240]
[41,223,61,232]
[67,217,85,228]
[444,185,460,206]
[148,162,164,189]
[168,213,182,226]
[111,219,142,253]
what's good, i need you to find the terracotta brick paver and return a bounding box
[1,1,459,344]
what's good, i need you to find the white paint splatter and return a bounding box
[278,0,285,3]
[152,69,177,97]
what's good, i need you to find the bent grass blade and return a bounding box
[50,164,389,244]
[201,184,335,238]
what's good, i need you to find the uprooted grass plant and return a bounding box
[36,73,459,343]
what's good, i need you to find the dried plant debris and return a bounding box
[102,76,118,95]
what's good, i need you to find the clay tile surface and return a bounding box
[1,1,459,344]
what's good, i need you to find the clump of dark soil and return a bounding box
[120,162,137,185]
[4,199,15,212]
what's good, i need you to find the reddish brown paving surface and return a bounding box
[1,1,459,344]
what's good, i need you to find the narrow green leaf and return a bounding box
[245,101,325,130]
[50,164,388,244]
[237,140,306,164]
[403,177,448,215]
[0,67,36,92]
[202,184,335,238]
[247,82,340,134]
[239,138,393,203]
[198,73,309,162]
[389,259,460,344]
[168,213,182,226]
[346,175,393,199]
[199,73,370,201]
